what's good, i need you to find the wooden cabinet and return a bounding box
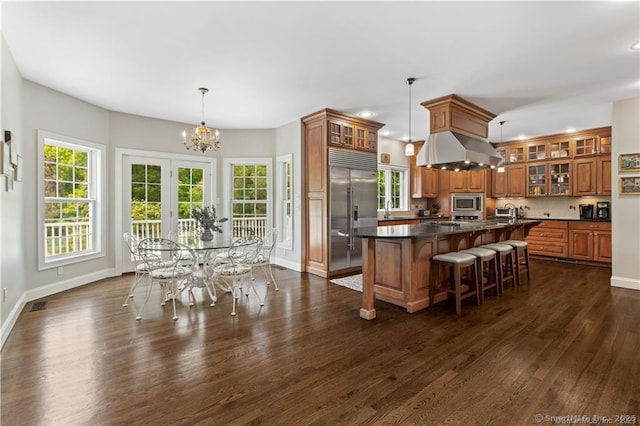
[527,161,572,197]
[302,108,384,277]
[490,165,525,198]
[573,155,611,196]
[525,221,569,258]
[327,117,379,153]
[449,170,485,193]
[409,141,439,198]
[568,222,611,263]
[506,165,526,197]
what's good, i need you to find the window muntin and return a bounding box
[377,166,408,211]
[228,160,271,238]
[276,154,293,249]
[39,131,104,269]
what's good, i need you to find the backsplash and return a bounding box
[496,196,611,220]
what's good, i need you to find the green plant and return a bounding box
[191,205,228,233]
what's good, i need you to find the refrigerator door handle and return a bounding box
[353,205,358,222]
[346,186,352,249]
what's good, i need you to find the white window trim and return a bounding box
[222,157,273,233]
[377,165,409,212]
[276,154,293,250]
[37,130,106,271]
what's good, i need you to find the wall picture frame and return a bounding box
[619,176,640,195]
[619,153,640,172]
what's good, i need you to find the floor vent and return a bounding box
[30,301,48,312]
[274,265,287,270]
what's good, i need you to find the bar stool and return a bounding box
[502,240,531,285]
[481,243,516,289]
[459,247,500,303]
[431,252,480,316]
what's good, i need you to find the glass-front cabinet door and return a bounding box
[527,164,546,196]
[549,161,571,196]
[549,140,570,159]
[527,143,547,162]
[507,146,525,163]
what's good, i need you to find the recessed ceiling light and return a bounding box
[358,111,373,118]
[566,127,577,133]
[380,130,390,136]
[518,135,527,140]
[632,41,640,50]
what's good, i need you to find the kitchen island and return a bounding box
[354,219,541,320]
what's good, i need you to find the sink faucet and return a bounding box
[384,200,391,219]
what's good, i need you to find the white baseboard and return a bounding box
[611,276,640,291]
[1,292,26,350]
[273,257,303,272]
[1,268,117,350]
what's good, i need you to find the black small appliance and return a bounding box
[579,204,594,220]
[596,202,610,219]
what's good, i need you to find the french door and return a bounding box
[121,155,213,272]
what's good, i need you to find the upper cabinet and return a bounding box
[321,110,384,153]
[491,126,611,198]
[409,141,439,198]
[449,170,486,193]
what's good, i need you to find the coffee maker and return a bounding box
[596,202,610,219]
[579,204,594,219]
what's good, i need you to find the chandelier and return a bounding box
[182,87,221,152]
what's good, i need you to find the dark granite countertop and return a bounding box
[355,219,541,239]
[524,217,611,223]
[377,215,449,222]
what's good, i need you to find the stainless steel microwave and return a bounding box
[451,193,483,212]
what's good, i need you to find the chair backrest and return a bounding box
[123,232,142,257]
[226,236,262,266]
[138,237,191,270]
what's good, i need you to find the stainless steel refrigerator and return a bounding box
[328,149,378,274]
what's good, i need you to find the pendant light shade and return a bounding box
[404,77,416,156]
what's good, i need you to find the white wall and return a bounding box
[611,97,640,290]
[1,34,25,343]
[275,120,303,271]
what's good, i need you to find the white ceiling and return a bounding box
[2,1,639,143]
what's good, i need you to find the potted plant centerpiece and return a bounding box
[191,205,228,241]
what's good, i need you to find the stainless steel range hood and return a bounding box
[415,131,503,171]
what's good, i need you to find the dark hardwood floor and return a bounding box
[2,260,639,425]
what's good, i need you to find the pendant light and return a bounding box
[497,120,506,173]
[404,77,416,156]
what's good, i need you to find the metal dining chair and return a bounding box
[250,228,279,291]
[136,238,196,321]
[212,236,263,316]
[122,232,173,307]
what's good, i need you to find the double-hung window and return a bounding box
[38,131,104,270]
[377,166,408,211]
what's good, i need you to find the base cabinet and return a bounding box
[525,220,569,257]
[568,222,611,263]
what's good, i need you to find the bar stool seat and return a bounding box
[502,240,531,285]
[431,252,480,316]
[481,243,516,289]
[460,247,500,303]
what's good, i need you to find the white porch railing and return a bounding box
[44,216,269,257]
[130,216,268,239]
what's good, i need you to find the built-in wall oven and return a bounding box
[451,193,483,221]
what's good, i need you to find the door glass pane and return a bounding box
[130,164,163,239]
[176,166,206,232]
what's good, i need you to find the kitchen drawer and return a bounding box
[527,241,568,257]
[569,221,611,232]
[526,228,568,241]
[531,220,569,230]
